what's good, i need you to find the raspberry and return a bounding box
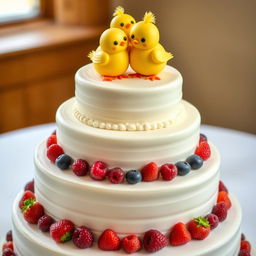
[50,219,75,243]
[239,250,251,256]
[240,240,251,252]
[2,241,13,251]
[143,229,168,252]
[217,191,232,209]
[122,235,142,254]
[98,229,121,251]
[2,248,16,256]
[47,144,64,163]
[195,141,211,160]
[24,179,34,193]
[205,214,219,230]
[212,202,228,222]
[6,230,13,242]
[169,222,191,246]
[72,226,94,249]
[72,159,89,176]
[108,167,125,184]
[199,133,207,144]
[46,135,57,148]
[19,190,35,209]
[187,217,210,240]
[90,161,108,180]
[38,215,55,232]
[159,163,177,181]
[22,201,45,224]
[219,180,229,193]
[141,162,159,182]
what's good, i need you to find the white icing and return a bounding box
[56,99,200,170]
[34,141,220,236]
[75,64,183,126]
[12,192,242,256]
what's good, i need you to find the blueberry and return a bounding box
[186,154,203,170]
[56,154,73,170]
[175,161,191,176]
[126,170,142,184]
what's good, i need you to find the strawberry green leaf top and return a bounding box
[194,217,210,228]
[21,199,36,212]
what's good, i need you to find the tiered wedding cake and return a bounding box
[3,7,252,256]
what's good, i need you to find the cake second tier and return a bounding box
[34,140,220,237]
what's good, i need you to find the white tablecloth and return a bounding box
[0,123,255,245]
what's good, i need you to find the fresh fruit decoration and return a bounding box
[98,229,121,251]
[169,222,191,246]
[72,226,94,249]
[143,229,168,252]
[212,202,228,222]
[45,132,211,185]
[187,217,210,240]
[50,219,75,243]
[38,215,55,232]
[122,235,142,254]
[24,179,34,193]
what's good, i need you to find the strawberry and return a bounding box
[50,219,75,243]
[47,144,64,163]
[22,199,45,224]
[195,141,211,160]
[187,217,210,240]
[217,191,232,209]
[240,240,251,252]
[169,222,191,246]
[2,241,14,251]
[46,135,57,148]
[219,180,229,193]
[19,190,35,209]
[98,229,121,251]
[141,162,159,182]
[143,229,168,252]
[122,235,142,254]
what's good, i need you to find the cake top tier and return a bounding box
[75,64,183,131]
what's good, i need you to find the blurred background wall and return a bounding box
[112,0,256,134]
[0,0,255,133]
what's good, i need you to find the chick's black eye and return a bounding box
[120,23,124,27]
[131,34,135,39]
[113,41,118,45]
[141,38,146,43]
[131,21,134,24]
[123,37,127,41]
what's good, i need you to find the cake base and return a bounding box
[12,192,242,256]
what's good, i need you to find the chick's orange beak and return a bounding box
[133,39,139,45]
[120,41,125,46]
[125,24,131,29]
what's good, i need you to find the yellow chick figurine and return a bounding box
[88,28,129,80]
[129,12,174,80]
[110,6,136,36]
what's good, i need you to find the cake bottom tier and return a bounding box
[12,192,242,256]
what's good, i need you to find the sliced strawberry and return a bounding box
[22,200,45,224]
[141,162,159,182]
[195,141,211,160]
[187,217,210,240]
[98,229,121,251]
[19,191,35,209]
[169,222,191,246]
[217,191,232,209]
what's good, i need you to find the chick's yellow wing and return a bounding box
[88,50,109,65]
[151,48,174,64]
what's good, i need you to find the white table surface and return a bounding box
[0,123,255,246]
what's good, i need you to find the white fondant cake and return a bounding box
[9,63,248,256]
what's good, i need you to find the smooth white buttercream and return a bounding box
[75,64,183,127]
[56,98,200,170]
[12,192,242,256]
[34,141,219,236]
